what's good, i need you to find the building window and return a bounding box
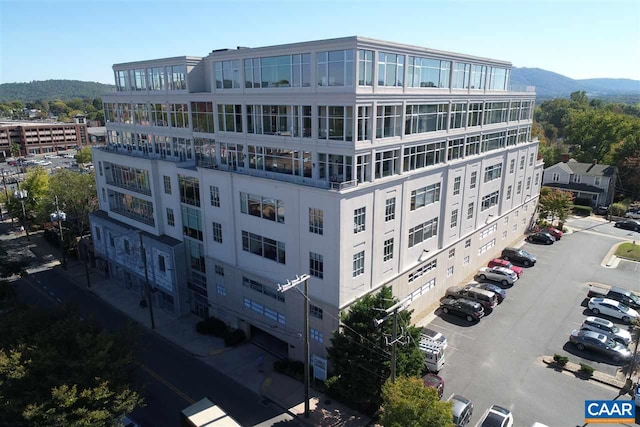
[535,173,540,185]
[403,142,446,172]
[212,222,223,243]
[526,177,531,190]
[447,266,454,277]
[465,239,471,248]
[309,252,324,279]
[506,185,512,200]
[408,260,437,282]
[453,177,461,195]
[318,106,354,141]
[404,104,449,134]
[243,277,285,302]
[317,50,354,87]
[467,202,474,219]
[463,255,470,265]
[309,208,324,235]
[240,192,285,223]
[163,176,172,194]
[407,56,451,88]
[217,104,243,133]
[478,239,496,255]
[408,217,438,248]
[383,238,394,262]
[385,198,396,222]
[529,153,534,166]
[410,183,441,210]
[447,138,465,161]
[210,186,220,207]
[358,50,374,86]
[215,60,241,89]
[354,207,366,233]
[502,230,507,239]
[376,105,403,138]
[215,264,224,277]
[244,297,285,325]
[357,106,372,141]
[520,156,525,170]
[484,164,502,183]
[510,159,515,174]
[517,181,522,195]
[310,304,323,319]
[178,175,200,207]
[353,251,365,277]
[470,171,477,189]
[158,255,166,272]
[241,231,286,264]
[481,191,500,211]
[310,328,324,343]
[378,52,405,87]
[166,208,175,226]
[448,248,455,259]
[451,209,458,228]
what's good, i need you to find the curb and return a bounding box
[540,356,627,389]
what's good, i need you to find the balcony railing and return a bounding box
[507,84,536,93]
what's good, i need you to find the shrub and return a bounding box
[579,363,594,376]
[195,316,228,336]
[223,329,246,347]
[610,203,627,217]
[574,197,592,207]
[273,359,305,381]
[572,205,592,216]
[553,354,569,366]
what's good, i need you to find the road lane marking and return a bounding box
[430,324,477,340]
[56,297,62,303]
[21,277,59,306]
[138,363,195,405]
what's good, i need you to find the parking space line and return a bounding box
[431,324,476,340]
[56,297,62,303]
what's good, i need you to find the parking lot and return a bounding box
[423,216,639,426]
[1,149,81,187]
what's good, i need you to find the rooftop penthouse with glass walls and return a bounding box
[102,37,535,190]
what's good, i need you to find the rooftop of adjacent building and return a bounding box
[545,157,617,176]
[0,120,86,128]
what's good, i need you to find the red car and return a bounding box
[541,227,563,240]
[423,373,444,399]
[487,258,524,278]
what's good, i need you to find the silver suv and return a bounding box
[447,394,473,426]
[580,316,631,345]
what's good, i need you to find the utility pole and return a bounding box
[278,274,311,418]
[139,231,155,330]
[53,196,67,269]
[374,297,411,383]
[14,186,29,240]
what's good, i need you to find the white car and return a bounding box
[477,405,514,427]
[588,298,639,323]
[477,267,518,286]
[580,316,632,345]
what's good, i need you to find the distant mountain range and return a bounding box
[510,68,639,100]
[0,70,638,103]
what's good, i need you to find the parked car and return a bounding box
[587,284,640,310]
[440,298,484,322]
[422,327,448,349]
[588,298,639,323]
[477,267,518,286]
[446,286,498,311]
[422,373,444,399]
[625,209,640,219]
[569,329,632,362]
[469,281,506,303]
[541,227,563,240]
[614,219,640,231]
[580,316,632,345]
[487,258,524,278]
[477,405,514,427]
[501,247,536,267]
[447,394,473,427]
[526,232,555,245]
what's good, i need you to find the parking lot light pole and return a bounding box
[51,196,67,270]
[278,274,311,418]
[14,189,29,239]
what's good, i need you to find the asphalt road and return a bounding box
[12,254,298,427]
[426,216,639,427]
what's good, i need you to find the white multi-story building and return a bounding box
[90,36,542,361]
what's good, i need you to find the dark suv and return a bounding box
[440,298,484,322]
[501,247,536,267]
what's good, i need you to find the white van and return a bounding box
[419,334,446,372]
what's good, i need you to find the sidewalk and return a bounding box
[22,231,370,427]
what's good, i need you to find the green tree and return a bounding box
[92,98,103,110]
[10,142,21,157]
[75,146,93,164]
[0,305,143,426]
[379,376,453,427]
[326,286,425,415]
[538,187,574,226]
[47,169,98,242]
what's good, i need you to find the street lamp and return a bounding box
[50,195,67,270]
[278,274,311,418]
[13,189,29,239]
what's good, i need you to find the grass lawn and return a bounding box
[615,242,640,261]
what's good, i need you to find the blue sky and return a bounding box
[0,0,638,84]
